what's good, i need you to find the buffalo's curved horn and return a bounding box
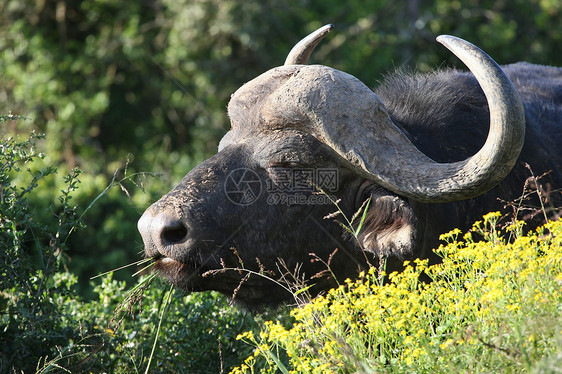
[322,36,525,202]
[414,35,526,201]
[284,24,334,65]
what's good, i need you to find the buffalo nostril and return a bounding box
[161,220,188,245]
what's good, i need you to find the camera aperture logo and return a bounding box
[224,167,338,206]
[224,168,262,206]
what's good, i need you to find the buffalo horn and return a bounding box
[284,24,334,65]
[351,36,526,202]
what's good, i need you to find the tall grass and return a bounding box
[231,213,562,373]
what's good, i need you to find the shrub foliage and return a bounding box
[0,126,265,373]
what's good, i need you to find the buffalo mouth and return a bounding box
[148,252,293,304]
[149,253,212,290]
[149,251,243,290]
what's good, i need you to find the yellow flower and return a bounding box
[403,335,414,345]
[440,338,455,349]
[236,330,254,341]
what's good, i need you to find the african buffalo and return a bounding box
[138,25,561,306]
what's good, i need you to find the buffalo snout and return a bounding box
[138,209,190,260]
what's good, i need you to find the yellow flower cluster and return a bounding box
[231,215,562,373]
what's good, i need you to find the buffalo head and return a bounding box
[138,25,525,306]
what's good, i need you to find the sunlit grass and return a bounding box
[231,213,562,373]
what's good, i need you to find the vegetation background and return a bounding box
[0,0,561,372]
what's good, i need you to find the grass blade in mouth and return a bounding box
[90,257,154,280]
[132,260,157,277]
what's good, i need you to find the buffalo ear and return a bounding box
[353,189,417,259]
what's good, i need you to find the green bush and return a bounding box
[0,123,84,372]
[0,125,277,373]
